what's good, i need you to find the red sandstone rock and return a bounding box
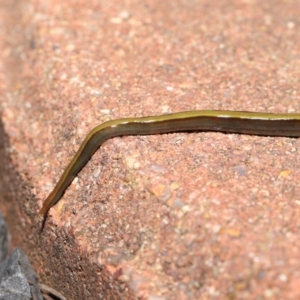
[0,0,300,299]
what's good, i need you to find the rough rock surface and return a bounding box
[0,0,300,299]
[0,248,43,300]
[0,212,9,263]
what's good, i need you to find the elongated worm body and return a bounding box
[39,110,300,216]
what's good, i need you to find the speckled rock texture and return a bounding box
[1,0,300,299]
